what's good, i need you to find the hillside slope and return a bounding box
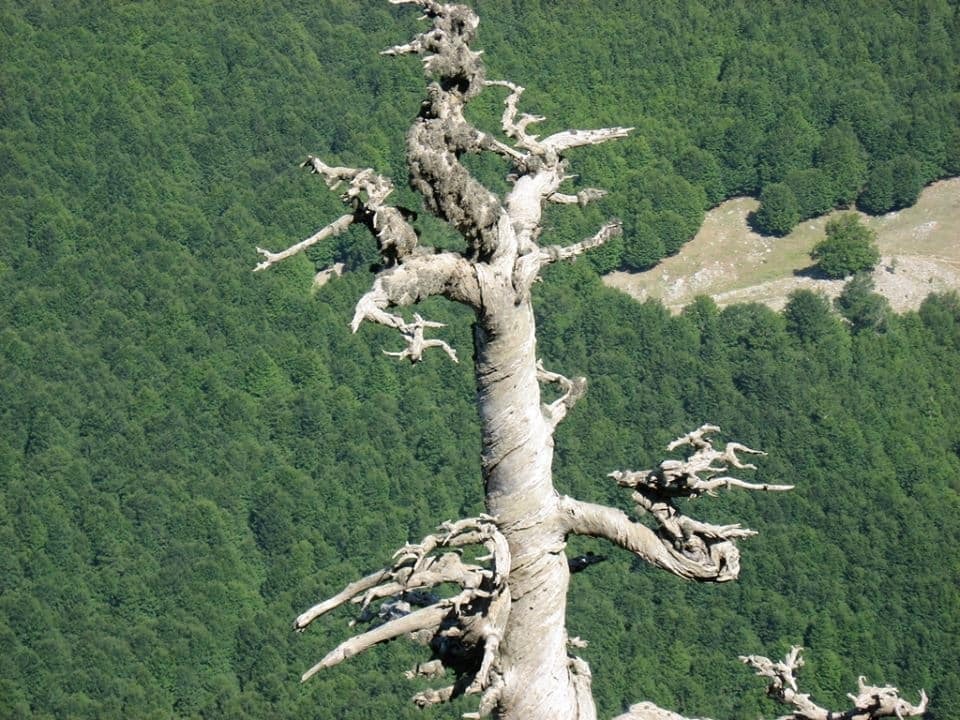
[605,178,960,312]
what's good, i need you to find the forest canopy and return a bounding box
[1,1,958,718]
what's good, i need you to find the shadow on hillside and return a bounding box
[793,265,832,280]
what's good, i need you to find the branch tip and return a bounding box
[537,360,587,428]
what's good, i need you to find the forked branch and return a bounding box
[741,646,928,720]
[383,313,459,363]
[486,78,632,159]
[537,360,587,429]
[613,647,928,720]
[562,426,790,582]
[484,80,547,153]
[347,251,479,361]
[296,516,512,715]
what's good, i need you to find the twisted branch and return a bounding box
[620,424,793,498]
[741,647,929,720]
[559,497,744,582]
[536,360,587,429]
[383,313,459,363]
[295,516,511,714]
[562,426,789,582]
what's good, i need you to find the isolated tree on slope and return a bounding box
[255,2,928,719]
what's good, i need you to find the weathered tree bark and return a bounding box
[255,2,928,719]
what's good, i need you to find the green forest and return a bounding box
[2,1,959,718]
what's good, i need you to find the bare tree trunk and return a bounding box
[474,291,581,719]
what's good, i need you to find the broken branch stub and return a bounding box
[536,359,587,429]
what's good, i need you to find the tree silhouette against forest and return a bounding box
[256,2,929,718]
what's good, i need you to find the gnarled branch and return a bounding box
[741,647,929,720]
[612,424,792,500]
[536,360,587,429]
[385,0,482,92]
[540,220,623,266]
[349,252,479,360]
[559,496,744,582]
[383,313,459,363]
[296,515,511,715]
[561,427,788,582]
[255,157,420,273]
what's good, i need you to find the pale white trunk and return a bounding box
[474,268,580,719]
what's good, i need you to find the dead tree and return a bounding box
[255,2,928,718]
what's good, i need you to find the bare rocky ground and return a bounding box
[605,177,960,314]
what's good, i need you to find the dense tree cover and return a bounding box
[1,1,958,719]
[835,274,891,333]
[480,0,960,250]
[858,155,926,215]
[811,214,881,279]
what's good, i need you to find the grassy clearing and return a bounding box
[605,177,960,313]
